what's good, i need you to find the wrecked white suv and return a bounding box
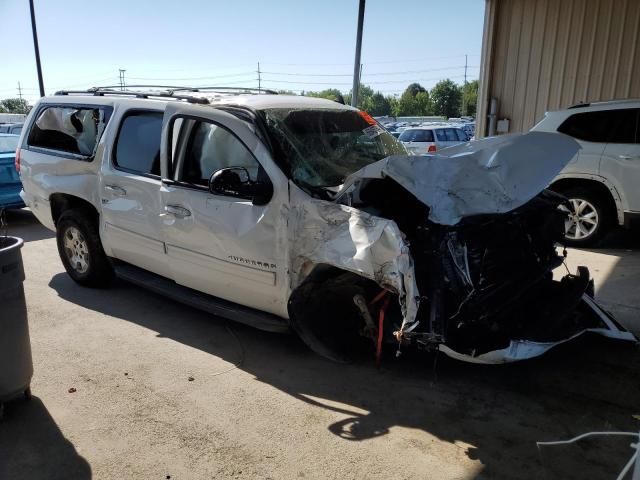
[17,88,636,364]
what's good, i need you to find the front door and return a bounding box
[159,104,290,317]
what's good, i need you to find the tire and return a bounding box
[56,208,114,287]
[558,187,611,247]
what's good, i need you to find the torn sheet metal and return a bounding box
[439,295,637,364]
[338,132,581,225]
[288,184,419,326]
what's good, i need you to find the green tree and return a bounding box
[406,83,427,97]
[395,83,431,116]
[344,84,374,110]
[430,79,462,118]
[461,80,479,117]
[368,92,392,116]
[0,98,31,114]
[306,88,345,104]
[415,91,433,115]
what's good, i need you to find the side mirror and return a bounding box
[208,167,273,206]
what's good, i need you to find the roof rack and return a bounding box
[54,85,278,104]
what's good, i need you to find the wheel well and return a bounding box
[549,178,618,219]
[49,194,99,226]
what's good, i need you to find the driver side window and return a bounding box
[180,120,259,187]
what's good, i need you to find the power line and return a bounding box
[260,74,469,86]
[260,65,479,78]
[126,71,255,81]
[259,53,480,67]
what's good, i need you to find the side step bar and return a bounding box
[113,261,290,334]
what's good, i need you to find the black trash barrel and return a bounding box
[0,236,32,409]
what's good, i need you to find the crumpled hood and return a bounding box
[339,131,580,226]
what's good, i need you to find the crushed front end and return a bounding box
[397,189,634,363]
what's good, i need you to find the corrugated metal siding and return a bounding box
[484,0,640,134]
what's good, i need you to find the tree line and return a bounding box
[0,98,31,114]
[296,79,478,118]
[0,78,478,119]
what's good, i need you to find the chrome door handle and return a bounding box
[105,185,127,196]
[164,205,191,218]
[617,155,639,160]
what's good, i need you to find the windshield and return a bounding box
[261,108,407,188]
[0,135,19,153]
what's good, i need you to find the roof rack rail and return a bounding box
[568,102,591,109]
[54,85,278,104]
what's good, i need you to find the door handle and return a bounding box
[163,205,191,219]
[105,185,127,196]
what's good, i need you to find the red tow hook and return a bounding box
[369,290,391,368]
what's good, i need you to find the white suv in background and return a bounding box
[398,125,468,154]
[532,100,640,245]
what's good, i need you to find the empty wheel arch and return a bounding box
[287,265,400,363]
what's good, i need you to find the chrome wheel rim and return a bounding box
[63,226,89,273]
[560,198,599,240]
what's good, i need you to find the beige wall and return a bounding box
[477,0,640,136]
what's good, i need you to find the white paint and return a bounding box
[339,131,581,226]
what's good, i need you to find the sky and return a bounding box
[0,0,486,105]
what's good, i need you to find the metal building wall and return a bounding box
[477,0,640,136]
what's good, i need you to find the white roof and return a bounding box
[215,94,355,111]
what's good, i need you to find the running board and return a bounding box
[113,261,290,334]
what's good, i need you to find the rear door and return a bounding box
[599,108,640,212]
[158,103,290,317]
[99,109,171,277]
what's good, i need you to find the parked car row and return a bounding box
[382,120,474,154]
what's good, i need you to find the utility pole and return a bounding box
[257,62,261,94]
[119,69,126,91]
[351,0,366,108]
[29,0,45,97]
[462,54,468,115]
[17,82,23,101]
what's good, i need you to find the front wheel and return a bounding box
[558,187,611,247]
[56,209,114,287]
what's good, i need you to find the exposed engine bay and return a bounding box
[287,132,636,364]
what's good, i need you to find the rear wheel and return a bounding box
[558,187,611,246]
[56,208,113,287]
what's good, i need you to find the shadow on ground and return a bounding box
[47,271,640,480]
[0,397,91,480]
[3,209,54,243]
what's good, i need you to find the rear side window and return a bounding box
[558,108,639,143]
[444,128,459,141]
[454,128,468,141]
[27,106,109,156]
[398,129,434,142]
[114,111,163,176]
[435,129,447,141]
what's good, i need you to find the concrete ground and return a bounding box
[1,209,640,480]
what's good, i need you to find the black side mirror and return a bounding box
[208,167,273,206]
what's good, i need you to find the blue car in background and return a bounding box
[0,133,24,209]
